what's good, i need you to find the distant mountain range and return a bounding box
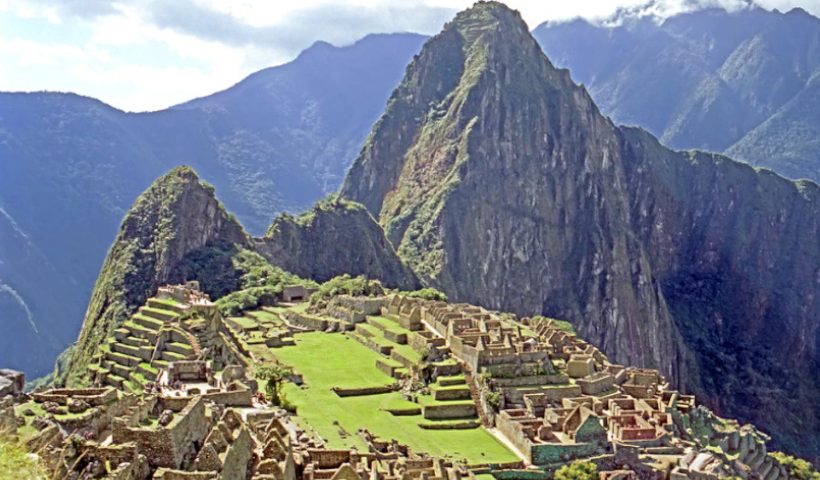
[533,6,820,182]
[1,5,818,383]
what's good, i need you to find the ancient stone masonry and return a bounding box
[368,295,794,479]
[87,282,249,395]
[3,289,804,479]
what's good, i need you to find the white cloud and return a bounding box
[0,0,817,111]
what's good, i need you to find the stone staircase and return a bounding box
[461,367,491,427]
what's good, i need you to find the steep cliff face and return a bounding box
[622,129,819,457]
[255,198,419,289]
[58,166,249,386]
[341,2,819,459]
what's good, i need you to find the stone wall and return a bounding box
[531,441,600,466]
[33,387,117,406]
[113,397,209,469]
[220,427,254,480]
[422,403,477,420]
[577,373,615,395]
[332,386,395,397]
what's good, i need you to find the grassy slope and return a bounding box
[274,332,516,464]
[0,435,46,479]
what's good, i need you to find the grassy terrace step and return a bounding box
[431,385,472,401]
[139,306,179,322]
[147,298,185,313]
[104,372,126,388]
[122,321,159,342]
[152,359,170,370]
[390,345,422,368]
[227,316,261,331]
[129,370,150,385]
[137,362,158,380]
[120,335,151,348]
[111,342,142,357]
[347,330,393,355]
[165,342,194,356]
[123,379,142,394]
[161,350,188,362]
[105,350,141,367]
[106,362,133,379]
[113,328,131,340]
[375,357,406,379]
[418,419,480,430]
[437,375,466,386]
[366,316,409,344]
[132,314,164,331]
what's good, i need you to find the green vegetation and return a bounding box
[58,166,248,387]
[273,332,516,464]
[255,364,294,407]
[554,461,597,480]
[268,194,367,235]
[0,435,46,479]
[309,274,385,307]
[213,250,312,316]
[769,452,820,480]
[401,288,448,302]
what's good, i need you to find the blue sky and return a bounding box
[1,0,817,112]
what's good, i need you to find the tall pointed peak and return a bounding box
[341,0,605,223]
[446,1,529,41]
[57,166,248,386]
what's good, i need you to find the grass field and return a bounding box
[273,332,517,464]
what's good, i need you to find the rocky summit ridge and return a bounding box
[341,1,819,460]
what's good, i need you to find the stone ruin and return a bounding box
[0,290,797,480]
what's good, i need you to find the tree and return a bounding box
[555,461,597,480]
[255,364,293,406]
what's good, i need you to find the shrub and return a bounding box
[309,275,384,305]
[210,249,313,316]
[555,461,597,480]
[485,390,502,410]
[255,364,294,407]
[402,288,448,302]
[769,452,819,480]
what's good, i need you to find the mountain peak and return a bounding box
[341,0,600,218]
[58,166,248,386]
[448,1,527,37]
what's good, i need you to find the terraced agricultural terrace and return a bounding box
[0,281,803,480]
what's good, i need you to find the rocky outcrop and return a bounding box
[341,1,819,460]
[58,166,249,386]
[255,197,419,289]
